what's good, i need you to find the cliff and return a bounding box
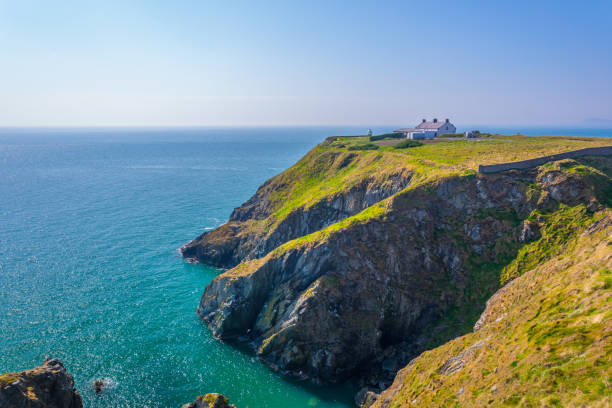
[185,135,612,403]
[372,212,611,407]
[182,135,611,270]
[0,359,83,408]
[181,141,414,268]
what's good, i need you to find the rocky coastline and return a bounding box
[5,137,609,408]
[0,360,237,408]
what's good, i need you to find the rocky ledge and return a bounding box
[0,358,83,408]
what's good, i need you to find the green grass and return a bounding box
[393,140,423,149]
[501,204,602,284]
[370,132,404,141]
[348,142,379,151]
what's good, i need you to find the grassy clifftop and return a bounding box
[265,134,612,229]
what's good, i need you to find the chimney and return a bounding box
[422,119,426,123]
[445,118,449,123]
[433,118,438,123]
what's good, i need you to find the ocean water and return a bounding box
[0,127,369,408]
[1,126,610,407]
[461,126,612,138]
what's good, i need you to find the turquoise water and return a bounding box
[0,127,369,408]
[1,126,610,407]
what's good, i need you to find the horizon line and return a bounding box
[1,123,612,130]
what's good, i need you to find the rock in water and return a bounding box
[93,379,104,393]
[182,393,236,408]
[0,358,83,408]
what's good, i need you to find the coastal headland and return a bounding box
[183,133,612,407]
[3,133,611,407]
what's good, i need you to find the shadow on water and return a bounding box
[223,339,357,407]
[184,260,356,407]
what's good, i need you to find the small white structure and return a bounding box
[394,118,457,140]
[367,128,373,136]
[465,130,480,138]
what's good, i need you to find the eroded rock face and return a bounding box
[181,168,413,268]
[196,162,610,390]
[0,358,83,408]
[181,393,236,408]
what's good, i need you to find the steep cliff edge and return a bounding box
[181,143,415,268]
[372,212,611,408]
[0,359,83,408]
[188,135,612,403]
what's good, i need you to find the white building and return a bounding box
[394,118,456,140]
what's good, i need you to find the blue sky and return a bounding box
[0,0,611,126]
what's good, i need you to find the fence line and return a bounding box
[478,146,612,174]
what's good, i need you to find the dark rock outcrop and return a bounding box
[196,160,610,389]
[355,388,380,408]
[0,359,83,408]
[182,393,236,408]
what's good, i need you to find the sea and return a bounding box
[1,126,610,408]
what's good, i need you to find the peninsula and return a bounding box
[183,133,612,407]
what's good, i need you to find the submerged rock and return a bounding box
[0,358,83,408]
[182,393,236,408]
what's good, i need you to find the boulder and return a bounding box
[0,358,83,408]
[182,393,236,408]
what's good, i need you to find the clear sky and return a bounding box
[1,0,611,127]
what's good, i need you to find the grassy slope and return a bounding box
[373,212,611,408]
[243,135,612,233]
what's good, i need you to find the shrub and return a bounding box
[370,132,404,142]
[438,133,465,138]
[394,140,423,149]
[348,143,379,151]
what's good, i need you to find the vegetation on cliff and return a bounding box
[185,134,612,404]
[182,135,611,268]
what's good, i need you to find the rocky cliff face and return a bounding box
[181,148,413,268]
[0,359,83,408]
[196,157,611,390]
[371,212,612,407]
